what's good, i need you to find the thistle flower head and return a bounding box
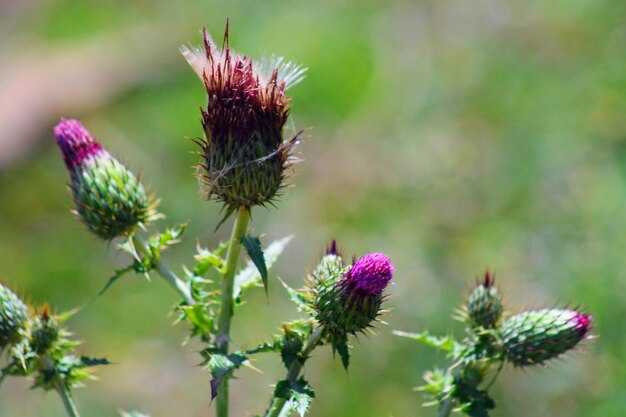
[0,283,29,350]
[312,251,394,336]
[54,119,158,240]
[181,24,306,209]
[31,305,60,354]
[344,253,394,296]
[54,119,105,170]
[466,271,503,328]
[501,308,592,367]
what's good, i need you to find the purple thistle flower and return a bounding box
[54,119,106,170]
[344,253,394,296]
[181,24,306,209]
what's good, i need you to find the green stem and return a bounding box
[215,207,251,417]
[132,236,194,305]
[40,356,81,417]
[437,397,454,417]
[55,381,81,417]
[264,327,324,417]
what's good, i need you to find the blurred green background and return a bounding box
[1,0,625,416]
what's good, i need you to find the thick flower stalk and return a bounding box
[501,309,591,366]
[0,283,29,351]
[182,27,305,210]
[54,119,158,240]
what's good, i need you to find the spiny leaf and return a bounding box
[193,246,226,276]
[80,356,110,367]
[273,378,315,417]
[393,330,460,353]
[181,303,215,336]
[148,223,188,258]
[246,339,283,355]
[234,236,292,301]
[331,336,350,371]
[99,256,152,296]
[207,351,248,400]
[280,279,312,313]
[241,235,268,296]
[99,265,135,296]
[120,411,151,417]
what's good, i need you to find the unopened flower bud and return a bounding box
[54,119,158,240]
[501,309,591,366]
[466,271,503,328]
[31,305,60,354]
[0,283,29,349]
[182,26,305,209]
[314,253,394,336]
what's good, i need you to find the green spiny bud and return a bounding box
[54,119,159,240]
[31,305,60,354]
[312,249,394,336]
[501,309,591,367]
[0,283,29,350]
[182,26,306,209]
[466,271,503,328]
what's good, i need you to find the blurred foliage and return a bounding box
[1,0,625,416]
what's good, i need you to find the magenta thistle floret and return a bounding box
[312,251,394,341]
[54,118,106,170]
[344,253,394,296]
[54,119,158,240]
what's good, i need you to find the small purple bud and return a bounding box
[344,253,394,296]
[53,118,157,239]
[54,119,105,170]
[573,312,592,337]
[502,308,593,366]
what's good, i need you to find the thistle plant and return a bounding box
[394,272,593,417]
[0,20,596,417]
[0,283,108,417]
[0,23,394,417]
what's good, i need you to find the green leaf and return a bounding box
[234,236,292,301]
[393,330,460,353]
[331,336,350,371]
[99,264,134,295]
[280,279,313,313]
[245,339,283,355]
[207,351,248,400]
[193,246,226,276]
[181,303,215,336]
[148,223,188,258]
[241,236,268,295]
[120,411,151,417]
[80,356,110,367]
[273,378,315,417]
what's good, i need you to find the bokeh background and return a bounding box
[1,0,625,416]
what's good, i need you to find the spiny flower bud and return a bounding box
[0,283,29,349]
[31,305,60,354]
[182,25,306,209]
[54,119,158,240]
[466,271,503,328]
[314,252,394,336]
[501,309,591,367]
